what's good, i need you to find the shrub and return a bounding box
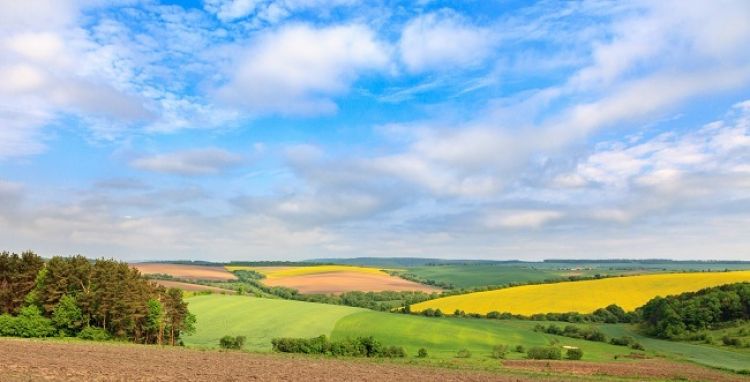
[630,342,645,351]
[491,344,508,359]
[609,336,635,346]
[723,335,743,347]
[526,346,562,360]
[566,347,583,360]
[381,345,406,358]
[220,335,246,350]
[515,345,525,353]
[417,348,428,358]
[271,336,404,358]
[77,326,111,341]
[14,306,54,338]
[52,295,83,336]
[456,348,472,358]
[0,314,16,336]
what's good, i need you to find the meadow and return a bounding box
[183,293,750,372]
[411,270,750,315]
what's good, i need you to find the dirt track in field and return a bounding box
[131,263,236,281]
[263,271,441,294]
[152,280,235,294]
[0,339,570,382]
[502,359,748,382]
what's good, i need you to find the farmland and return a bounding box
[132,263,237,281]
[411,270,750,315]
[184,294,364,350]
[227,264,439,294]
[182,293,750,375]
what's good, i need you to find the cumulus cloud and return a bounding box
[131,148,243,176]
[204,0,358,23]
[216,23,390,115]
[399,11,494,73]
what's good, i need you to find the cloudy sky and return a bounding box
[1,0,749,261]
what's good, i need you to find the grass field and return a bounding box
[411,271,750,315]
[598,324,750,372]
[331,312,626,361]
[184,294,364,350]
[184,294,750,372]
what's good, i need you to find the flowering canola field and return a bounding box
[411,271,750,315]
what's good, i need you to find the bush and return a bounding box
[515,345,525,353]
[0,314,16,336]
[220,335,246,350]
[609,336,635,346]
[566,347,583,360]
[77,326,111,341]
[723,335,743,347]
[456,348,472,358]
[271,336,404,358]
[491,344,508,359]
[13,306,54,338]
[630,342,645,351]
[52,295,83,336]
[526,346,562,360]
[417,348,428,358]
[381,345,406,358]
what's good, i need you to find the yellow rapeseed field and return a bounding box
[224,265,390,278]
[411,271,750,315]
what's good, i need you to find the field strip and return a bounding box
[183,294,365,350]
[412,271,750,315]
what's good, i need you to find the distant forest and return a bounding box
[0,251,194,345]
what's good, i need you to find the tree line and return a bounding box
[0,251,194,345]
[639,282,750,339]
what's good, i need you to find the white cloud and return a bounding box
[216,23,390,115]
[399,11,494,73]
[131,148,243,176]
[484,210,563,229]
[204,0,358,23]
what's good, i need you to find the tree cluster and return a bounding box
[0,251,195,345]
[639,282,750,338]
[271,335,406,358]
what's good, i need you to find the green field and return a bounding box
[399,264,649,289]
[599,324,750,371]
[184,294,750,371]
[331,311,626,361]
[184,294,364,350]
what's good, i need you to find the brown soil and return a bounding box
[0,338,570,382]
[263,271,441,294]
[131,263,236,281]
[152,280,235,294]
[502,359,748,382]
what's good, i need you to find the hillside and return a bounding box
[411,271,750,315]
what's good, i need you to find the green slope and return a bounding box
[331,311,628,360]
[599,324,750,371]
[184,294,364,350]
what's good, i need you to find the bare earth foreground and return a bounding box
[0,339,546,382]
[2,339,747,382]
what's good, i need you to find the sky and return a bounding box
[1,0,750,262]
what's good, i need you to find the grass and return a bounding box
[411,270,750,315]
[598,324,750,372]
[225,265,392,278]
[183,294,750,372]
[183,294,364,350]
[331,312,628,361]
[401,265,575,289]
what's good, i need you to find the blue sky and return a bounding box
[1,0,750,261]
